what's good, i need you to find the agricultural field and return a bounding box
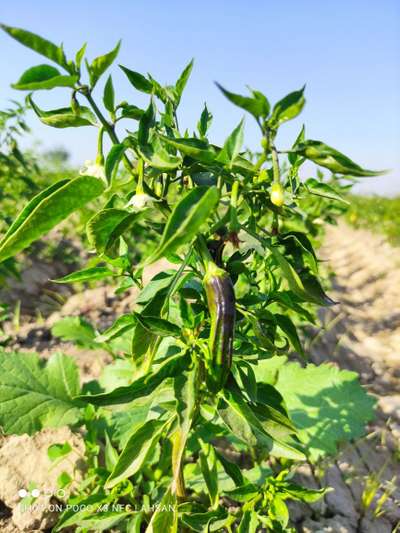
[0,17,399,533]
[347,195,400,246]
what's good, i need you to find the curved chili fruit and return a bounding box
[203,261,236,392]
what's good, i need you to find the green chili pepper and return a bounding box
[203,261,236,392]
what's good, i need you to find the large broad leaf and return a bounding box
[29,95,97,128]
[0,176,105,263]
[216,83,270,119]
[76,352,190,405]
[254,358,376,461]
[1,24,71,72]
[295,140,385,177]
[12,64,77,90]
[0,351,82,435]
[148,186,220,263]
[51,316,96,345]
[105,418,169,488]
[271,86,305,126]
[88,40,121,88]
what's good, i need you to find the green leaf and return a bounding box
[270,247,334,306]
[174,58,194,105]
[145,488,178,533]
[0,176,105,263]
[215,118,245,166]
[225,484,259,502]
[105,143,128,181]
[295,140,385,177]
[271,86,305,126]
[51,316,96,345]
[254,358,376,461]
[75,42,87,70]
[0,351,82,435]
[172,367,197,493]
[1,24,71,72]
[274,314,304,356]
[53,266,115,283]
[47,441,72,462]
[87,208,141,256]
[120,104,144,120]
[269,495,289,528]
[159,135,216,163]
[219,385,305,460]
[278,481,330,503]
[76,352,190,405]
[138,138,182,171]
[199,440,219,508]
[89,40,121,88]
[304,178,349,204]
[197,103,213,137]
[135,271,176,305]
[105,418,169,488]
[135,314,181,337]
[148,186,220,263]
[238,510,259,533]
[216,83,269,119]
[29,95,97,128]
[120,65,153,93]
[103,75,115,112]
[96,314,137,343]
[138,98,156,145]
[12,64,77,90]
[215,451,245,487]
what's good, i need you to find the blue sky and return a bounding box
[1,0,399,194]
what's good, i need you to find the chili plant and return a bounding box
[0,24,380,532]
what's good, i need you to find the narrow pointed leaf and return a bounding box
[174,58,194,105]
[295,140,386,177]
[105,419,168,488]
[0,176,105,263]
[75,352,190,405]
[12,64,77,90]
[1,24,71,72]
[215,118,245,166]
[271,86,306,125]
[89,40,121,88]
[148,186,220,263]
[216,83,269,119]
[29,95,97,128]
[120,65,153,93]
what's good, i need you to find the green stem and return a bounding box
[83,89,171,215]
[195,235,213,271]
[271,144,280,184]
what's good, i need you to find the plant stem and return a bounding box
[83,89,171,214]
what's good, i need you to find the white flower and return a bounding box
[127,192,154,211]
[80,160,107,184]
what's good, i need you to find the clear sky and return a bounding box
[1,1,399,194]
